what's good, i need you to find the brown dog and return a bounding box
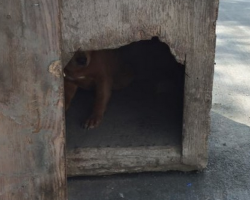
[64,49,134,129]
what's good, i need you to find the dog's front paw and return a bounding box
[84,114,103,129]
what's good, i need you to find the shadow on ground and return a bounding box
[68,112,250,200]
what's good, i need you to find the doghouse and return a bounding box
[0,0,219,199]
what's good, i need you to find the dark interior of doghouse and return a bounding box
[65,37,185,150]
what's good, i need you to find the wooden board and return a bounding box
[182,0,219,168]
[61,0,189,65]
[62,0,219,171]
[0,1,66,199]
[67,146,197,176]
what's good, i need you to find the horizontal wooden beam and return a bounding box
[67,146,197,176]
[0,0,66,199]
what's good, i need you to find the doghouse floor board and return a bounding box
[65,78,187,176]
[66,79,183,149]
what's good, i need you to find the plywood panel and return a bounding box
[62,0,218,170]
[61,0,191,65]
[0,0,66,199]
[182,0,219,168]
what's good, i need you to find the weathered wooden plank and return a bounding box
[0,1,66,199]
[61,0,190,65]
[67,146,195,176]
[182,0,219,168]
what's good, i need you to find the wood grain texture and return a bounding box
[67,146,196,176]
[62,0,218,171]
[0,0,66,199]
[182,0,219,168]
[61,0,190,65]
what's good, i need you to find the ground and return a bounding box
[68,0,250,199]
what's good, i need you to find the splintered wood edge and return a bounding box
[49,60,63,78]
[66,145,198,177]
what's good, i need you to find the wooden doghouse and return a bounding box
[0,0,218,199]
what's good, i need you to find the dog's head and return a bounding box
[64,50,91,80]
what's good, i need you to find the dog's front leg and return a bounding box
[85,79,112,129]
[64,79,78,111]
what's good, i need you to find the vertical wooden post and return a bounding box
[182,0,219,168]
[0,0,66,199]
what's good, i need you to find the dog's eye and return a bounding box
[76,56,87,66]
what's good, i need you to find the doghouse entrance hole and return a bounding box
[65,37,185,174]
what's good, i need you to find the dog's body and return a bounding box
[64,49,134,129]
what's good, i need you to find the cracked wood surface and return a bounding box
[0,1,66,199]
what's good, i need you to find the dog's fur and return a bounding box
[64,49,134,129]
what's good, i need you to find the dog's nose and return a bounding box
[63,68,71,77]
